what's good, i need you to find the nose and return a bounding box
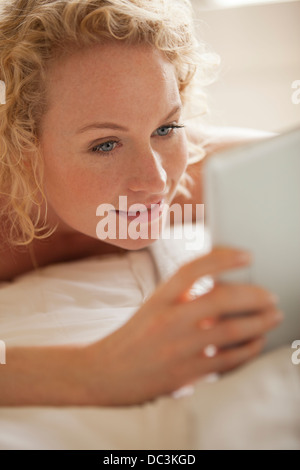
[127,146,167,194]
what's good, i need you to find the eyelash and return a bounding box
[89,124,185,155]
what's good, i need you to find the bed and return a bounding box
[0,224,299,450]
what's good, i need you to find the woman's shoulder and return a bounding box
[0,229,126,282]
[0,234,33,282]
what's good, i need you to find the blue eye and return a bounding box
[156,126,172,136]
[154,124,185,137]
[89,123,185,156]
[91,140,118,153]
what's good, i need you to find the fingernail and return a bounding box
[274,310,284,322]
[269,293,279,304]
[235,251,252,263]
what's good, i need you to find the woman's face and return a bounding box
[39,42,188,250]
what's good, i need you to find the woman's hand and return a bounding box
[1,247,282,407]
[84,247,282,406]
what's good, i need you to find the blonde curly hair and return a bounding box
[0,0,216,246]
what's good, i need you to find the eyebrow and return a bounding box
[76,104,182,134]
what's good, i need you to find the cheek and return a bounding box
[166,135,189,179]
[42,151,120,221]
[43,157,122,236]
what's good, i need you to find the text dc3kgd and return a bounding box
[103,455,196,466]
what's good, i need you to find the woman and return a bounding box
[0,0,282,406]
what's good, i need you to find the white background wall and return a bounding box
[191,0,300,132]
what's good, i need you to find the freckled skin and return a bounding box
[39,42,188,251]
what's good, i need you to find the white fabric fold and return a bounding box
[0,224,299,449]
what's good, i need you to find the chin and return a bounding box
[97,221,165,251]
[95,209,167,250]
[113,236,161,251]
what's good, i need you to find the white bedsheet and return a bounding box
[0,225,299,449]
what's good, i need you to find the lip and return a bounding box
[117,199,164,213]
[143,199,163,209]
[116,199,165,222]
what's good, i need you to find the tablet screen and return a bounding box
[203,126,300,352]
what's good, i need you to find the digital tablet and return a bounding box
[203,126,300,352]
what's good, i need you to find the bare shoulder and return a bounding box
[0,227,125,282]
[0,236,32,282]
[0,197,39,281]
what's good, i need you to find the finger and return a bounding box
[210,336,266,373]
[148,247,252,307]
[195,336,266,376]
[179,282,279,321]
[159,307,282,364]
[172,336,265,385]
[200,307,283,349]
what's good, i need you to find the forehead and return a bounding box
[42,42,180,130]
